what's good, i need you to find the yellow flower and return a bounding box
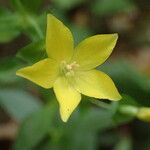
[137,107,150,121]
[16,14,122,122]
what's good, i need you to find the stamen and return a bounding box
[60,61,79,76]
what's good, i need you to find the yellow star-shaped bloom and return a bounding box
[16,14,122,122]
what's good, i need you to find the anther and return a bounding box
[60,61,80,76]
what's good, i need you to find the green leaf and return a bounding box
[99,60,150,106]
[119,94,140,106]
[0,9,20,42]
[51,0,84,9]
[0,57,22,84]
[91,0,136,16]
[16,39,46,64]
[38,131,96,150]
[21,15,44,41]
[0,29,20,43]
[0,89,42,121]
[11,0,42,13]
[10,1,44,40]
[78,107,114,132]
[69,24,93,46]
[14,105,54,150]
[37,13,47,36]
[37,108,99,150]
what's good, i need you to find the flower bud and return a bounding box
[137,107,150,121]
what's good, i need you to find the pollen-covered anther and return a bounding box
[61,61,79,76]
[66,61,79,70]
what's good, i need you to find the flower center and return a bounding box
[60,61,79,76]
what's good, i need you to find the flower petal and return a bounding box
[74,70,121,101]
[53,76,81,122]
[46,14,74,62]
[16,58,59,89]
[73,34,118,70]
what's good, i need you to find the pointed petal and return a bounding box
[46,14,74,62]
[74,70,121,101]
[73,34,118,70]
[16,58,59,89]
[53,76,81,122]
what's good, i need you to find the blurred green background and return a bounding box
[0,0,150,150]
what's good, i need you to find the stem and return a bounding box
[90,99,110,109]
[16,0,44,39]
[27,15,44,39]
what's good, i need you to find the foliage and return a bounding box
[0,0,150,150]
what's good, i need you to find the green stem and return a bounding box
[16,0,44,39]
[90,99,110,109]
[27,15,44,39]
